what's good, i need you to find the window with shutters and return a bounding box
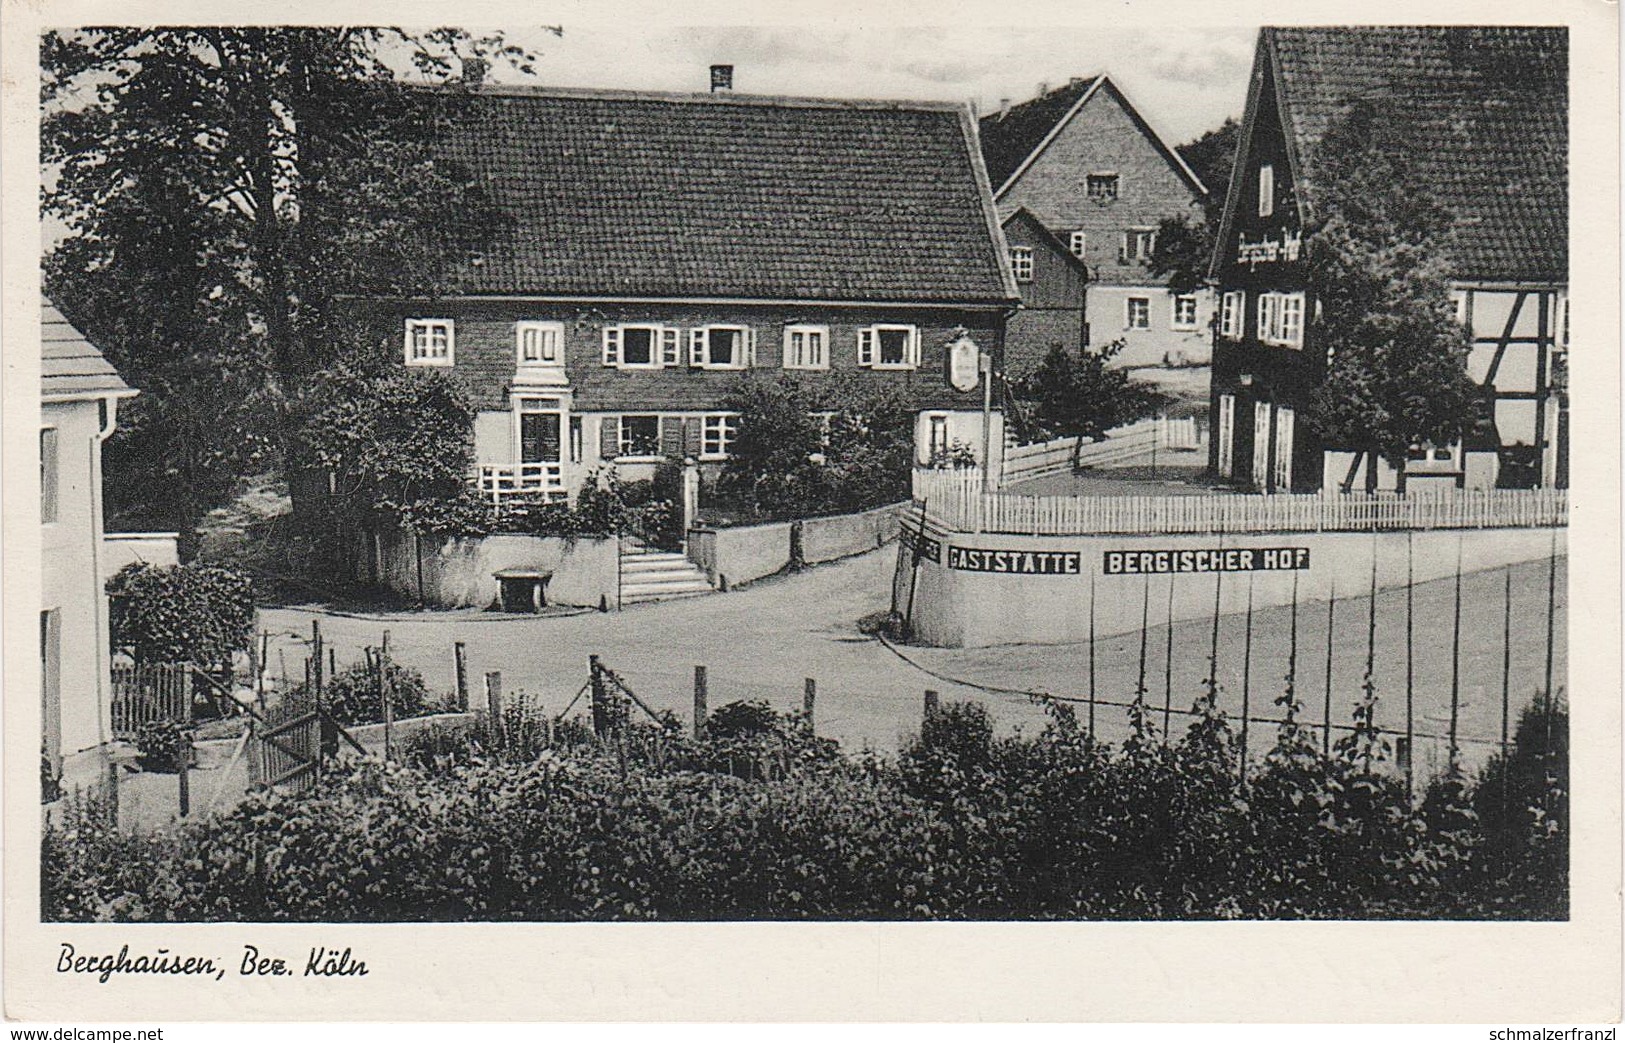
[782,325,828,370]
[616,415,661,458]
[1219,290,1245,340]
[689,325,752,370]
[602,324,678,368]
[404,318,454,366]
[1171,295,1199,331]
[701,414,739,459]
[1125,296,1151,330]
[1008,246,1033,283]
[1086,172,1119,202]
[1120,228,1155,262]
[40,427,58,524]
[858,324,918,370]
[516,321,564,368]
[1256,291,1305,348]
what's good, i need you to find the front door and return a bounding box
[520,411,562,466]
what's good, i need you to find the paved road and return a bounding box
[260,547,1566,771]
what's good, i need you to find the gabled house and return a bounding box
[980,74,1212,377]
[999,207,1089,378]
[1209,27,1568,493]
[360,83,1020,503]
[41,299,136,781]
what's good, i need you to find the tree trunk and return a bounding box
[1364,449,1379,494]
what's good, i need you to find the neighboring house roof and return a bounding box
[417,86,1018,306]
[1224,26,1567,285]
[1001,207,1090,276]
[42,298,134,401]
[978,75,1208,200]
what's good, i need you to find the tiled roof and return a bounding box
[419,87,1015,305]
[42,298,133,400]
[977,76,1100,190]
[1267,26,1567,284]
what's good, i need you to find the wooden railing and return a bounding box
[1001,417,1202,485]
[913,470,1568,536]
[477,462,566,504]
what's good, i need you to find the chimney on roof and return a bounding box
[461,57,488,86]
[1069,76,1088,87]
[710,64,734,92]
[998,97,1011,119]
[1036,81,1049,96]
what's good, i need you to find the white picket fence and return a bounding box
[1001,416,1201,485]
[912,470,1568,536]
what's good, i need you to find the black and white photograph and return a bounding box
[7,0,1619,1026]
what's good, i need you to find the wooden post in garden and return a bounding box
[1544,530,1558,701]
[1163,576,1176,738]
[106,761,120,829]
[1405,534,1416,798]
[803,678,816,734]
[485,670,504,722]
[1448,538,1464,774]
[589,656,609,738]
[923,689,939,726]
[1239,573,1255,784]
[381,631,395,760]
[1502,566,1514,766]
[1323,581,1337,757]
[454,641,470,712]
[693,665,708,739]
[312,620,324,696]
[1087,574,1097,740]
[176,733,191,818]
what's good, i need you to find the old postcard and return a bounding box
[4,0,1619,1023]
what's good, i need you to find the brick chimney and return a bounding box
[710,64,733,92]
[998,97,1011,119]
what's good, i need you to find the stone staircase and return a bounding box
[620,543,714,606]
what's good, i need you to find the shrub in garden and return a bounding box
[299,660,438,727]
[134,720,191,773]
[106,562,255,665]
[705,699,781,739]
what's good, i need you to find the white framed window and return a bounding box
[927,413,950,460]
[1126,296,1151,330]
[1557,292,1568,349]
[858,325,919,370]
[1220,290,1245,339]
[602,324,679,369]
[1258,163,1275,218]
[688,325,753,370]
[1216,394,1236,479]
[404,318,454,366]
[701,414,739,459]
[1086,173,1119,202]
[783,325,829,370]
[1120,228,1156,262]
[1256,292,1305,348]
[1069,231,1087,259]
[516,321,564,368]
[1009,246,1034,283]
[1272,405,1295,491]
[1171,295,1199,331]
[616,414,662,459]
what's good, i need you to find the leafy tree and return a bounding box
[106,562,256,665]
[1013,340,1165,466]
[1149,117,1239,294]
[42,27,548,539]
[1302,101,1480,492]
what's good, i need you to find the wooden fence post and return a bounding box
[803,678,816,733]
[177,733,191,818]
[106,761,120,829]
[454,641,470,712]
[693,666,708,739]
[381,634,396,761]
[588,656,609,738]
[312,620,324,696]
[923,689,939,726]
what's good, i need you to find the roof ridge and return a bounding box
[410,81,968,113]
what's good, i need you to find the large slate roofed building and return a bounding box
[364,82,1020,501]
[980,74,1212,378]
[1209,26,1568,492]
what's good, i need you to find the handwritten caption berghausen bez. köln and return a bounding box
[57,943,368,983]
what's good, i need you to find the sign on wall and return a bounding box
[947,546,1082,575]
[1103,547,1311,575]
[945,334,981,393]
[900,527,942,563]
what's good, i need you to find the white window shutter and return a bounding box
[746,328,757,368]
[908,327,920,367]
[689,328,706,367]
[661,327,680,367]
[858,329,875,367]
[603,327,621,366]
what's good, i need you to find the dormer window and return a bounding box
[516,321,564,368]
[405,319,454,366]
[1086,173,1119,202]
[1258,163,1275,218]
[1009,246,1034,283]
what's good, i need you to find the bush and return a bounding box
[42,692,1568,923]
[705,699,781,740]
[106,562,256,665]
[134,721,190,773]
[295,660,439,728]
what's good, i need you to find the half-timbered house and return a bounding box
[1209,27,1567,492]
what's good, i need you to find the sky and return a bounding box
[478,24,1257,146]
